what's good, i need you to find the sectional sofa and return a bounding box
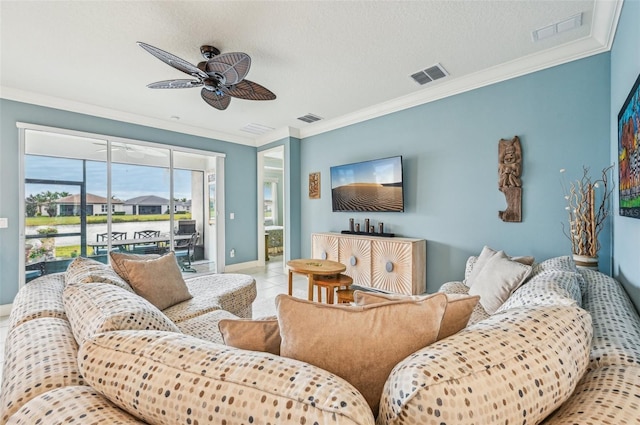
[1,254,639,424]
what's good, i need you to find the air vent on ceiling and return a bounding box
[410,63,448,85]
[297,113,323,123]
[240,123,275,135]
[532,12,583,42]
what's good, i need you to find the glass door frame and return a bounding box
[18,122,226,287]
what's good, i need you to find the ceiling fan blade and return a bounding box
[201,88,231,110]
[147,79,204,89]
[225,79,276,101]
[205,52,251,85]
[137,42,208,79]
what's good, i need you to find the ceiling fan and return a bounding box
[137,42,276,111]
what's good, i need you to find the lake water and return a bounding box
[27,221,173,247]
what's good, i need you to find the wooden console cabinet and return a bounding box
[311,232,426,295]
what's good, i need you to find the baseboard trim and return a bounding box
[0,303,13,317]
[224,260,260,273]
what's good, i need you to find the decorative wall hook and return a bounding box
[498,135,522,222]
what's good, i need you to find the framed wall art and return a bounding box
[618,72,640,219]
[309,172,320,199]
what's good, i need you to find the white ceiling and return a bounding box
[0,1,622,147]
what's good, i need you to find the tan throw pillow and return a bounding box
[121,252,192,310]
[353,291,480,339]
[110,251,160,283]
[467,251,533,314]
[276,293,448,416]
[218,316,281,355]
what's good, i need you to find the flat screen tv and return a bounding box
[330,156,404,212]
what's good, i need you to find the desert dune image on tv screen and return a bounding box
[331,157,403,212]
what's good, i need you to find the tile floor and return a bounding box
[0,255,312,388]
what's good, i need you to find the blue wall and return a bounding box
[2,31,631,308]
[300,54,612,293]
[0,100,257,305]
[611,0,640,308]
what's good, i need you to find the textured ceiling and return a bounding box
[0,1,621,146]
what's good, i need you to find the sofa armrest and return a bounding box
[79,330,375,425]
[379,305,592,425]
[579,268,640,370]
[165,273,257,322]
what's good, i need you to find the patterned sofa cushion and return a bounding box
[176,309,239,345]
[65,256,134,293]
[63,282,180,346]
[541,365,640,424]
[438,281,490,324]
[8,273,67,329]
[530,255,577,276]
[164,273,256,322]
[495,269,582,313]
[5,386,145,424]
[0,318,84,423]
[378,305,593,425]
[580,268,640,370]
[79,330,375,425]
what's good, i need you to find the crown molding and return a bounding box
[591,0,624,48]
[0,1,622,147]
[255,126,300,147]
[300,38,612,140]
[0,86,255,146]
[299,0,621,140]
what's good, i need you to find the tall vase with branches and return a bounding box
[560,165,614,268]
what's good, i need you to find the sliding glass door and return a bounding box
[20,125,224,285]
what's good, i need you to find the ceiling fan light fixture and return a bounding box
[138,42,275,111]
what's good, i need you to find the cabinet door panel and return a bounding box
[338,238,371,287]
[311,235,339,261]
[371,241,412,294]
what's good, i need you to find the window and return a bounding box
[20,124,224,284]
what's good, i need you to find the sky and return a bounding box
[330,156,403,189]
[25,155,193,201]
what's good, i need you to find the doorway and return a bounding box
[258,146,285,268]
[19,124,225,286]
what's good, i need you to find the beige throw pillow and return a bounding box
[218,316,281,355]
[121,252,192,310]
[465,245,534,287]
[467,250,533,314]
[110,251,160,283]
[353,291,480,339]
[276,293,448,416]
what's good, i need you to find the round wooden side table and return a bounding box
[286,259,346,301]
[313,273,353,304]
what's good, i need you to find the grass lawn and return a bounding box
[26,213,191,226]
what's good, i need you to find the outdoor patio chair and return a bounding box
[131,230,162,254]
[174,232,198,272]
[94,231,128,255]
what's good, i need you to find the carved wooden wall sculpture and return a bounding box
[498,136,522,222]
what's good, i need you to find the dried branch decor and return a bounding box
[560,165,614,257]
